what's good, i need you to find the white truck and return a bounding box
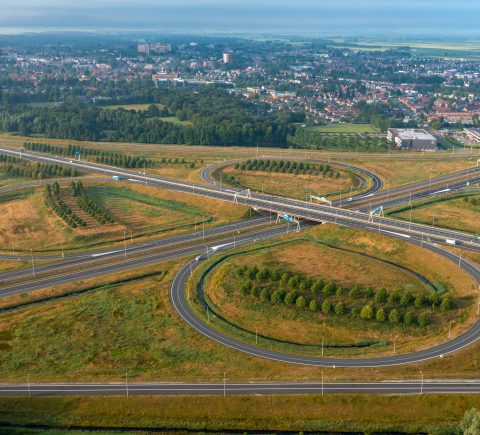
[445,239,456,246]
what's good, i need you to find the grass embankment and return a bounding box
[0,395,476,433]
[389,193,480,234]
[0,182,249,254]
[219,164,362,200]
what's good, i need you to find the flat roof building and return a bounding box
[387,128,437,151]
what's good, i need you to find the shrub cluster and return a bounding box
[235,159,339,178]
[464,196,480,207]
[233,265,456,329]
[45,182,86,229]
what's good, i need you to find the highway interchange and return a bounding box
[0,146,480,395]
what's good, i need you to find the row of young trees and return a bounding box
[69,181,114,225]
[24,142,154,169]
[0,153,78,179]
[234,265,455,328]
[45,182,86,229]
[235,159,339,177]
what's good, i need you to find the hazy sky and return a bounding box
[1,0,479,36]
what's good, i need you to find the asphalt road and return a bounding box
[1,146,480,394]
[1,380,480,396]
[1,147,478,251]
[0,221,300,299]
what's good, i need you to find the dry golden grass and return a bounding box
[0,182,249,254]
[392,195,480,234]
[203,235,472,349]
[352,158,475,188]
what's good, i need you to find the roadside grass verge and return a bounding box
[0,395,476,433]
[388,192,480,234]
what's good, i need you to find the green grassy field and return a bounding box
[158,116,191,126]
[329,39,480,60]
[99,103,163,111]
[0,395,477,433]
[305,123,379,134]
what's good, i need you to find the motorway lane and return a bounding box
[199,155,479,210]
[2,147,478,250]
[0,217,272,282]
[358,176,480,212]
[1,381,480,396]
[0,222,299,299]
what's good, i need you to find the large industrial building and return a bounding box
[387,128,438,151]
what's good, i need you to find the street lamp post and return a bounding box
[30,249,35,277]
[448,320,456,338]
[223,372,226,397]
[420,370,424,395]
[123,229,127,258]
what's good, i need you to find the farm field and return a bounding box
[219,164,362,199]
[0,181,249,254]
[305,123,379,134]
[329,39,480,60]
[0,395,477,433]
[389,194,480,234]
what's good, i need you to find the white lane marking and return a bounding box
[91,250,122,258]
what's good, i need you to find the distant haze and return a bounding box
[1,0,480,36]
